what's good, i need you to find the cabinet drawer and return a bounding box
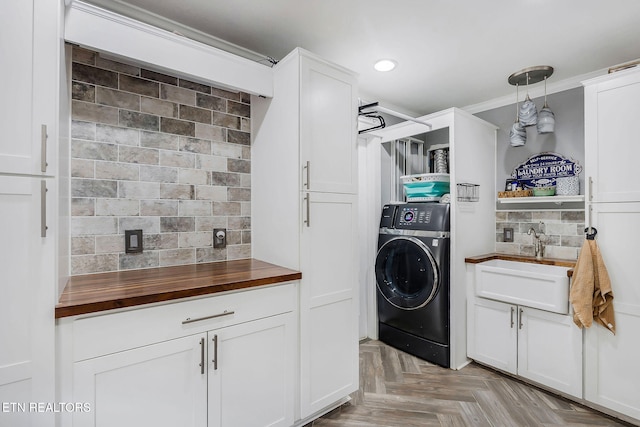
[71,281,298,362]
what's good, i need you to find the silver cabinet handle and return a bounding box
[519,308,524,330]
[199,337,205,374]
[510,307,515,328]
[303,161,310,189]
[212,334,218,371]
[40,180,48,238]
[304,194,310,227]
[41,124,48,173]
[182,310,235,325]
[588,176,593,201]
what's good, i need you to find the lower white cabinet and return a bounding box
[299,192,359,418]
[62,282,297,427]
[469,297,582,398]
[208,313,295,427]
[73,334,207,427]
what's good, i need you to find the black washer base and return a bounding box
[379,322,450,368]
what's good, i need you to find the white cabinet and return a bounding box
[468,297,517,374]
[252,48,359,421]
[299,56,358,194]
[581,203,640,419]
[584,69,640,203]
[0,177,55,426]
[518,306,582,397]
[299,192,358,416]
[73,334,208,427]
[62,283,297,427]
[583,69,640,421]
[468,298,582,398]
[209,313,295,427]
[0,0,57,176]
[0,1,58,425]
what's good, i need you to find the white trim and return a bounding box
[462,68,608,114]
[65,1,273,97]
[67,0,269,64]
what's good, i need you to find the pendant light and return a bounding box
[507,66,554,146]
[519,72,538,126]
[537,75,555,134]
[509,83,526,147]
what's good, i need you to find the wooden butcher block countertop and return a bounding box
[464,253,576,267]
[55,259,301,318]
[465,253,576,276]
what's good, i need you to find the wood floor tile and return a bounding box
[315,340,635,427]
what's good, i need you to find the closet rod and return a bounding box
[359,102,432,130]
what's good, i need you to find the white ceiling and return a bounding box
[86,0,640,116]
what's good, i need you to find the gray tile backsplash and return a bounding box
[496,210,585,260]
[69,45,251,275]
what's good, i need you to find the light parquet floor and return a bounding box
[314,340,633,427]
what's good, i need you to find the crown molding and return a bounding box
[461,68,607,114]
[68,0,271,65]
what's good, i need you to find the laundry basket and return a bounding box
[401,173,450,202]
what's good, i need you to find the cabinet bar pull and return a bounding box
[519,308,524,330]
[40,180,48,238]
[303,161,310,189]
[304,194,310,227]
[588,176,593,201]
[212,334,218,370]
[182,310,235,325]
[510,307,515,328]
[199,337,205,374]
[41,124,48,173]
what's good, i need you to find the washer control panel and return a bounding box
[392,203,450,232]
[398,206,432,226]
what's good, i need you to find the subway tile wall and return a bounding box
[496,210,585,260]
[69,46,251,275]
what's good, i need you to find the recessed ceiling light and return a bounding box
[374,59,397,72]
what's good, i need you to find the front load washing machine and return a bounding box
[376,203,450,367]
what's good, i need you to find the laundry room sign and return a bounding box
[511,152,582,188]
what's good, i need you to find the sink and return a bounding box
[475,259,572,314]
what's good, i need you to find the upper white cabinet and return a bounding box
[300,56,358,194]
[0,0,57,176]
[582,69,640,422]
[252,48,359,421]
[584,69,640,203]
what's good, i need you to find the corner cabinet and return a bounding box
[252,48,359,421]
[58,283,297,427]
[583,68,640,422]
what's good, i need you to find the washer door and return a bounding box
[375,236,439,310]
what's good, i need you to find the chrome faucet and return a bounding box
[527,221,546,260]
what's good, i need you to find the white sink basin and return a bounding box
[475,259,572,314]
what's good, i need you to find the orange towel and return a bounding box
[569,239,615,334]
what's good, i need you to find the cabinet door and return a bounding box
[208,313,295,427]
[0,0,56,175]
[518,308,582,398]
[469,298,517,374]
[300,55,358,194]
[583,203,640,420]
[73,334,207,427]
[299,192,359,417]
[585,70,640,203]
[0,177,54,427]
